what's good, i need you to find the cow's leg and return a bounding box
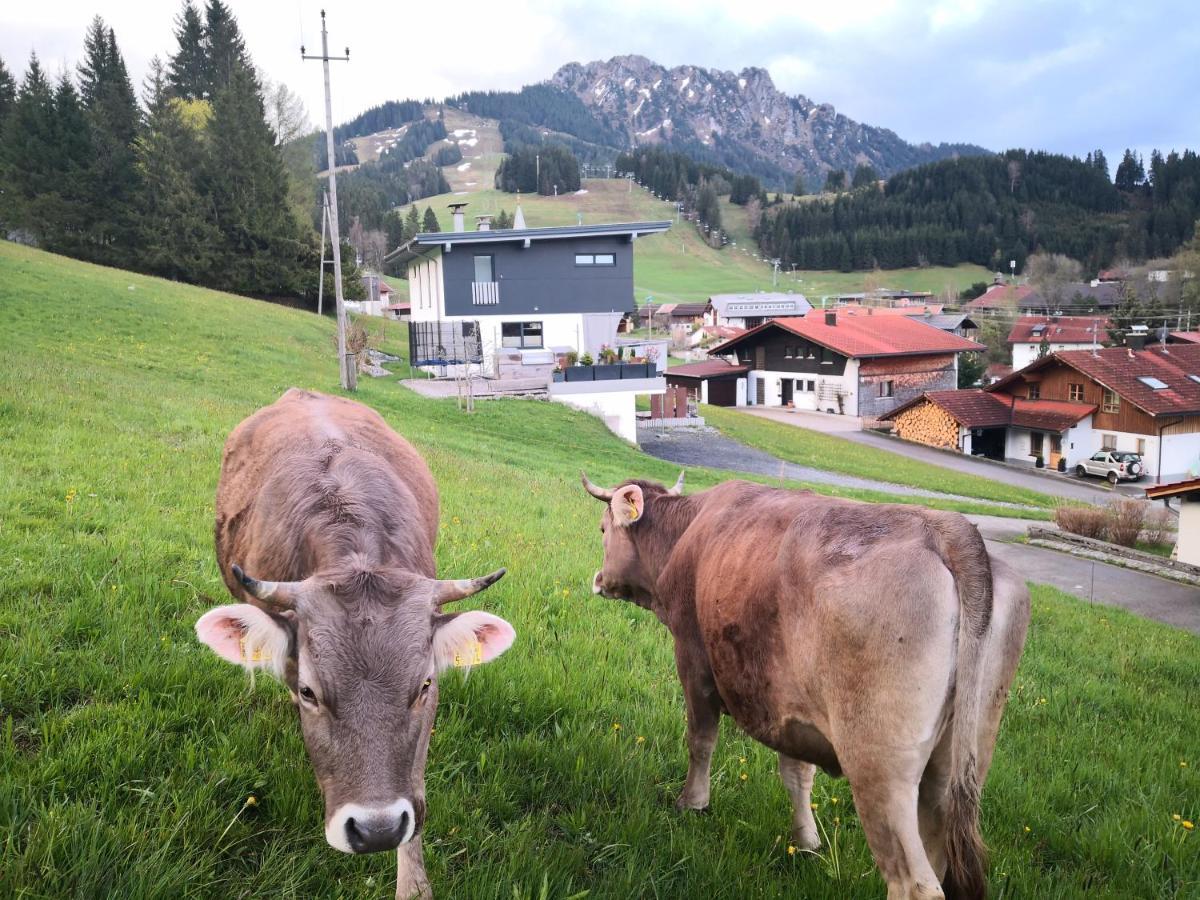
[915,744,952,882]
[778,754,820,851]
[674,648,721,811]
[845,755,945,900]
[396,836,431,900]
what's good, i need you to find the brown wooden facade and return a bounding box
[1006,363,1157,435]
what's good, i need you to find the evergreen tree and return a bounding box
[0,55,15,125]
[203,0,249,97]
[421,206,440,232]
[1114,149,1145,191]
[695,181,722,235]
[77,19,142,266]
[852,164,879,189]
[792,173,807,196]
[135,82,218,283]
[202,65,305,295]
[1091,149,1108,178]
[404,205,420,241]
[167,2,207,100]
[823,169,846,192]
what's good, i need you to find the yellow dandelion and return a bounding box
[1184,821,1195,831]
[831,797,839,805]
[636,735,645,744]
[739,772,748,781]
[611,722,621,731]
[833,817,840,826]
[562,589,569,598]
[810,802,819,810]
[787,844,796,856]
[245,796,257,807]
[1182,760,1189,768]
[1173,814,1182,821]
[1024,826,1031,833]
[739,756,747,764]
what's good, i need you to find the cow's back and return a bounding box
[215,389,438,596]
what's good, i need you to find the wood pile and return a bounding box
[893,401,959,450]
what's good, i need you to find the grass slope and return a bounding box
[1,243,1196,899]
[393,179,990,304]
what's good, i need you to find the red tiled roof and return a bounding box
[665,360,749,379]
[1170,331,1200,344]
[985,363,1013,379]
[965,284,1033,310]
[834,304,945,317]
[883,390,1095,432]
[379,281,394,294]
[989,344,1200,417]
[1006,316,1109,344]
[695,325,745,340]
[385,302,410,311]
[712,314,984,359]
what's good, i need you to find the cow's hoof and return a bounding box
[674,796,710,814]
[792,827,821,852]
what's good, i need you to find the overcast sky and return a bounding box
[5,0,1197,170]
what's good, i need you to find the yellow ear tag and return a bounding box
[239,636,271,664]
[625,498,640,521]
[452,640,484,668]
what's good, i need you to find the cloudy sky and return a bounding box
[4,0,1197,169]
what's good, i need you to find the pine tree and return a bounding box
[851,164,879,189]
[1114,149,1145,191]
[44,74,94,254]
[203,0,249,97]
[823,169,846,193]
[403,205,420,241]
[76,19,142,266]
[135,79,218,283]
[167,2,207,100]
[422,206,440,232]
[0,55,15,125]
[791,173,806,197]
[202,64,306,295]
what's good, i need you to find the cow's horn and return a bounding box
[433,567,507,606]
[232,564,298,610]
[581,471,614,501]
[667,470,685,495]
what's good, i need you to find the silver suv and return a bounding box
[1075,451,1144,483]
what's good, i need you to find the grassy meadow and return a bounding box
[392,177,991,305]
[1,242,1196,898]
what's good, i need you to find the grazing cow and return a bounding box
[581,472,1029,900]
[196,389,515,900]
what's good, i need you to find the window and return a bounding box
[807,345,817,358]
[574,253,616,266]
[1101,433,1116,450]
[1068,382,1085,402]
[1137,376,1168,390]
[820,347,833,365]
[1027,384,1041,399]
[1102,389,1120,413]
[878,380,894,398]
[806,380,815,392]
[784,345,794,358]
[473,255,494,283]
[501,321,543,349]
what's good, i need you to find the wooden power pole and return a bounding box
[303,11,355,391]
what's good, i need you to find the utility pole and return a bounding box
[303,11,355,391]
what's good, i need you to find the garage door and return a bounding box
[707,378,737,407]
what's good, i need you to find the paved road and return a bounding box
[742,407,1140,504]
[637,425,1034,508]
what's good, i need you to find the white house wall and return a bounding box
[744,360,859,415]
[1012,341,1095,369]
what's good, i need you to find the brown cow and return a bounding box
[196,389,515,899]
[582,472,1029,900]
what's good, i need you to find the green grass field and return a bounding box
[1,243,1196,898]
[392,178,990,305]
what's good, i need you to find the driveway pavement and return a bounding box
[741,407,1138,504]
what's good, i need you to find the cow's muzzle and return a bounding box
[326,799,415,854]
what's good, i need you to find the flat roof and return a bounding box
[385,220,672,264]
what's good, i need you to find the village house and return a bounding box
[831,290,934,307]
[664,358,750,407]
[385,209,670,377]
[965,282,1034,313]
[704,292,812,329]
[1008,315,1109,369]
[883,339,1200,482]
[1145,479,1200,565]
[708,311,983,417]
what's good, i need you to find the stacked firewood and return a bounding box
[895,403,958,449]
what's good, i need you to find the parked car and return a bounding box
[1075,451,1144,483]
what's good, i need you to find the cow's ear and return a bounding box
[610,484,645,527]
[432,611,515,673]
[196,604,289,678]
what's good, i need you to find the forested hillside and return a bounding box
[0,2,358,301]
[755,149,1200,272]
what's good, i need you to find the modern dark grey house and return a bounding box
[386,213,671,376]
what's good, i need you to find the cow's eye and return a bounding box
[298,685,318,706]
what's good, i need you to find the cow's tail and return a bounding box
[928,513,993,900]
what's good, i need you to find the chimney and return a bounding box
[448,202,467,232]
[475,214,492,232]
[1126,333,1147,351]
[824,311,837,326]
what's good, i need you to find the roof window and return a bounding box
[1138,376,1168,390]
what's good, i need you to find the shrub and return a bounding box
[579,353,594,366]
[1053,504,1108,539]
[1141,507,1177,547]
[1105,499,1146,548]
[565,350,579,366]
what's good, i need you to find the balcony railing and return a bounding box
[471,281,500,305]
